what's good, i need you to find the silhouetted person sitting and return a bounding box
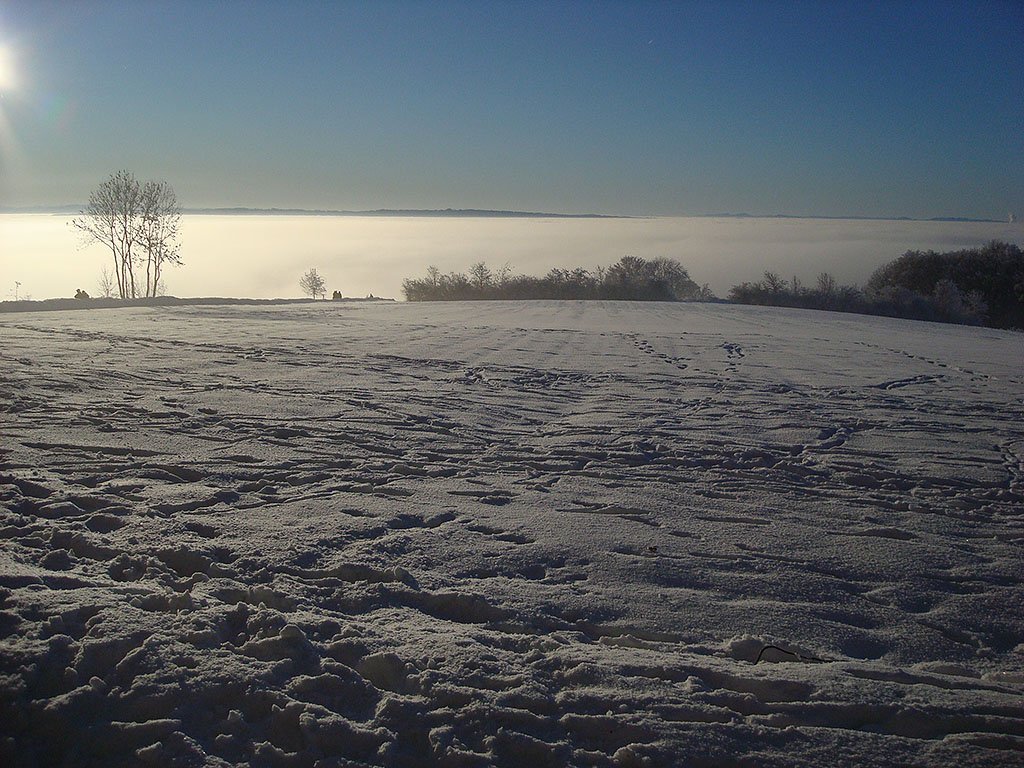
[332,290,343,300]
[74,289,90,300]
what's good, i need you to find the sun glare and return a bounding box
[0,44,17,92]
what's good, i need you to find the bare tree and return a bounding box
[762,271,787,294]
[138,180,182,298]
[468,262,492,291]
[494,262,513,287]
[648,257,700,299]
[607,255,648,285]
[97,266,116,298]
[299,268,326,299]
[73,170,139,298]
[697,282,716,301]
[73,171,182,299]
[816,272,837,296]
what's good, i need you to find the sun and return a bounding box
[0,44,17,92]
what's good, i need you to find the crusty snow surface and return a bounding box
[1,301,1022,767]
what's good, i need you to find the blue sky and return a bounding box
[0,0,1021,217]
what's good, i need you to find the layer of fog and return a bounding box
[2,214,1021,301]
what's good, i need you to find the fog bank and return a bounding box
[2,214,1021,301]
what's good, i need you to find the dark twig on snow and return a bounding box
[754,644,826,664]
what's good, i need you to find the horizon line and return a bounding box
[0,204,1014,224]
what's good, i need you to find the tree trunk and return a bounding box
[113,254,124,298]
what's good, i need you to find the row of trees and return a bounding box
[403,256,714,302]
[73,170,182,299]
[728,271,987,325]
[866,241,1023,329]
[399,242,1018,327]
[727,242,1022,328]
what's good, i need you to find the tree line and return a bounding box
[403,256,715,302]
[401,242,1022,329]
[729,241,1022,329]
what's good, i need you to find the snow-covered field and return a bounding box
[1,300,1022,767]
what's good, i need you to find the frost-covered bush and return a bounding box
[728,242,1022,328]
[866,241,1022,328]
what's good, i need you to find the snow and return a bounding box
[1,300,1022,767]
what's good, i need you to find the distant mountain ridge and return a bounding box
[0,205,1011,222]
[700,212,1007,223]
[0,205,621,219]
[182,207,625,218]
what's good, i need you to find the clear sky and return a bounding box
[0,0,1021,217]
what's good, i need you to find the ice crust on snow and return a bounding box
[1,300,1023,766]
